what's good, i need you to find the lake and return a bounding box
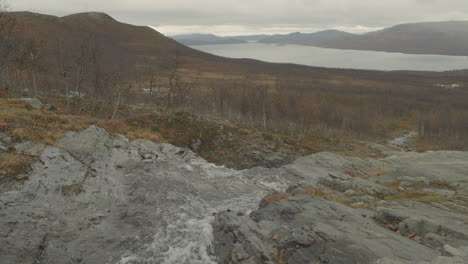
[191,43,468,71]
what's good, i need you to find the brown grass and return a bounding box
[299,186,329,198]
[126,129,163,142]
[0,153,35,177]
[331,142,385,159]
[383,191,452,203]
[413,137,447,152]
[352,180,459,208]
[61,184,84,196]
[272,249,288,264]
[343,169,358,177]
[296,185,350,206]
[261,192,291,206]
[0,101,94,145]
[0,99,166,146]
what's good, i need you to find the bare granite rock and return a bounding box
[212,194,439,264]
[15,98,43,109]
[14,141,46,156]
[0,126,278,264]
[1,126,467,264]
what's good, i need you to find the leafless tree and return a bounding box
[166,48,180,110]
[142,58,159,101]
[0,1,19,90]
[57,38,71,107]
[21,38,45,96]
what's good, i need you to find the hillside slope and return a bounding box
[319,21,468,56]
[9,11,189,72]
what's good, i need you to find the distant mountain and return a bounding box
[230,35,270,42]
[258,30,354,46]
[174,21,468,56]
[319,21,468,56]
[170,34,247,45]
[171,30,352,46]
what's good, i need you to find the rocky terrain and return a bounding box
[0,100,467,264]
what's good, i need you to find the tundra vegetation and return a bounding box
[0,3,467,153]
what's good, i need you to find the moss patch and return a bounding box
[61,184,84,196]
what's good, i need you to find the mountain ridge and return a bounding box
[319,20,468,56]
[170,30,353,46]
[171,33,247,45]
[173,20,468,56]
[257,29,354,46]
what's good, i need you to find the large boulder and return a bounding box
[15,98,43,109]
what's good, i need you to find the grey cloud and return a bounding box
[8,0,468,35]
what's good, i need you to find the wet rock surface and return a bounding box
[387,131,417,152]
[0,126,283,264]
[0,126,467,264]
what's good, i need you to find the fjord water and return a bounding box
[192,43,468,71]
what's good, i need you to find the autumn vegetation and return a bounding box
[1,3,468,151]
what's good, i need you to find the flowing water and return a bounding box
[192,43,468,71]
[117,159,289,264]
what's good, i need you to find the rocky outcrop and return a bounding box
[16,98,43,109]
[280,150,468,192]
[387,131,417,151]
[1,125,467,264]
[211,149,468,263]
[375,201,468,249]
[0,126,264,263]
[319,172,394,196]
[212,190,468,264]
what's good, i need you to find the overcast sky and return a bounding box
[8,0,468,36]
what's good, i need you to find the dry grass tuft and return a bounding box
[383,191,452,203]
[61,184,84,196]
[343,169,358,177]
[272,249,288,264]
[331,142,385,159]
[0,101,98,145]
[299,186,329,198]
[98,120,128,135]
[0,153,35,177]
[126,129,162,142]
[298,185,350,205]
[261,192,291,207]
